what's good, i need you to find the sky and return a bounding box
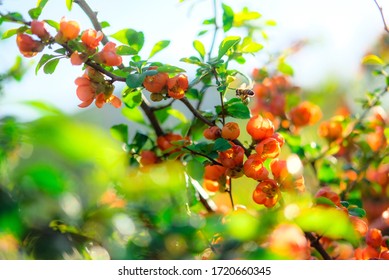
[0,0,387,120]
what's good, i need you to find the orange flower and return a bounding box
[31,20,49,40]
[157,133,189,153]
[140,150,159,166]
[367,126,387,152]
[95,42,122,66]
[203,126,221,140]
[289,101,322,127]
[221,122,240,141]
[143,67,169,93]
[203,179,220,192]
[252,179,280,208]
[204,165,227,181]
[246,115,274,141]
[243,154,269,180]
[366,228,383,249]
[255,137,281,159]
[81,29,103,49]
[16,33,44,57]
[70,51,86,65]
[319,118,343,141]
[218,143,244,169]
[56,17,80,42]
[314,187,341,206]
[167,74,188,99]
[74,67,121,108]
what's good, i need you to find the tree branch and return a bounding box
[305,232,332,260]
[180,97,215,127]
[374,0,389,34]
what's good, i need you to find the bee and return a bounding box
[234,82,255,104]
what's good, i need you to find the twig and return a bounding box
[140,101,164,137]
[183,146,222,166]
[305,232,332,260]
[150,99,175,112]
[180,97,215,127]
[226,177,234,209]
[207,0,219,61]
[374,0,389,34]
[74,0,109,44]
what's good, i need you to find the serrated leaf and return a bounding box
[123,89,142,109]
[110,124,128,143]
[222,3,234,32]
[66,0,73,11]
[193,40,206,60]
[116,45,138,56]
[362,54,384,66]
[186,159,205,181]
[43,58,60,74]
[149,40,170,59]
[44,19,59,31]
[28,7,42,19]
[111,28,144,54]
[212,138,232,152]
[35,54,57,74]
[217,36,240,59]
[2,28,19,39]
[126,73,144,88]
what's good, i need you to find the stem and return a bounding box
[180,97,215,126]
[208,0,219,61]
[305,232,332,260]
[227,177,234,209]
[373,0,389,34]
[74,0,109,44]
[140,101,164,137]
[211,68,226,125]
[183,146,222,166]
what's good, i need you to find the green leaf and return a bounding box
[123,89,142,109]
[295,207,359,245]
[23,100,63,115]
[225,98,250,119]
[28,7,42,20]
[35,54,57,74]
[122,107,145,125]
[37,0,49,9]
[278,61,294,76]
[318,162,338,184]
[234,7,261,27]
[66,0,73,11]
[265,19,277,26]
[217,36,240,59]
[180,57,208,67]
[157,65,186,73]
[155,107,170,124]
[193,40,206,60]
[222,3,234,32]
[362,54,384,66]
[43,57,60,74]
[348,207,366,218]
[240,37,263,53]
[212,138,232,152]
[111,29,144,54]
[167,108,188,123]
[110,124,128,143]
[44,19,59,31]
[116,45,138,56]
[132,133,149,153]
[126,73,144,88]
[202,18,216,25]
[2,28,19,39]
[149,40,170,59]
[186,159,205,181]
[100,21,110,28]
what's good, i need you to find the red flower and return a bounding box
[31,20,49,40]
[255,137,281,159]
[167,74,188,99]
[56,17,80,42]
[246,115,274,141]
[218,143,244,169]
[16,33,44,57]
[252,179,280,208]
[289,101,322,127]
[243,154,269,180]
